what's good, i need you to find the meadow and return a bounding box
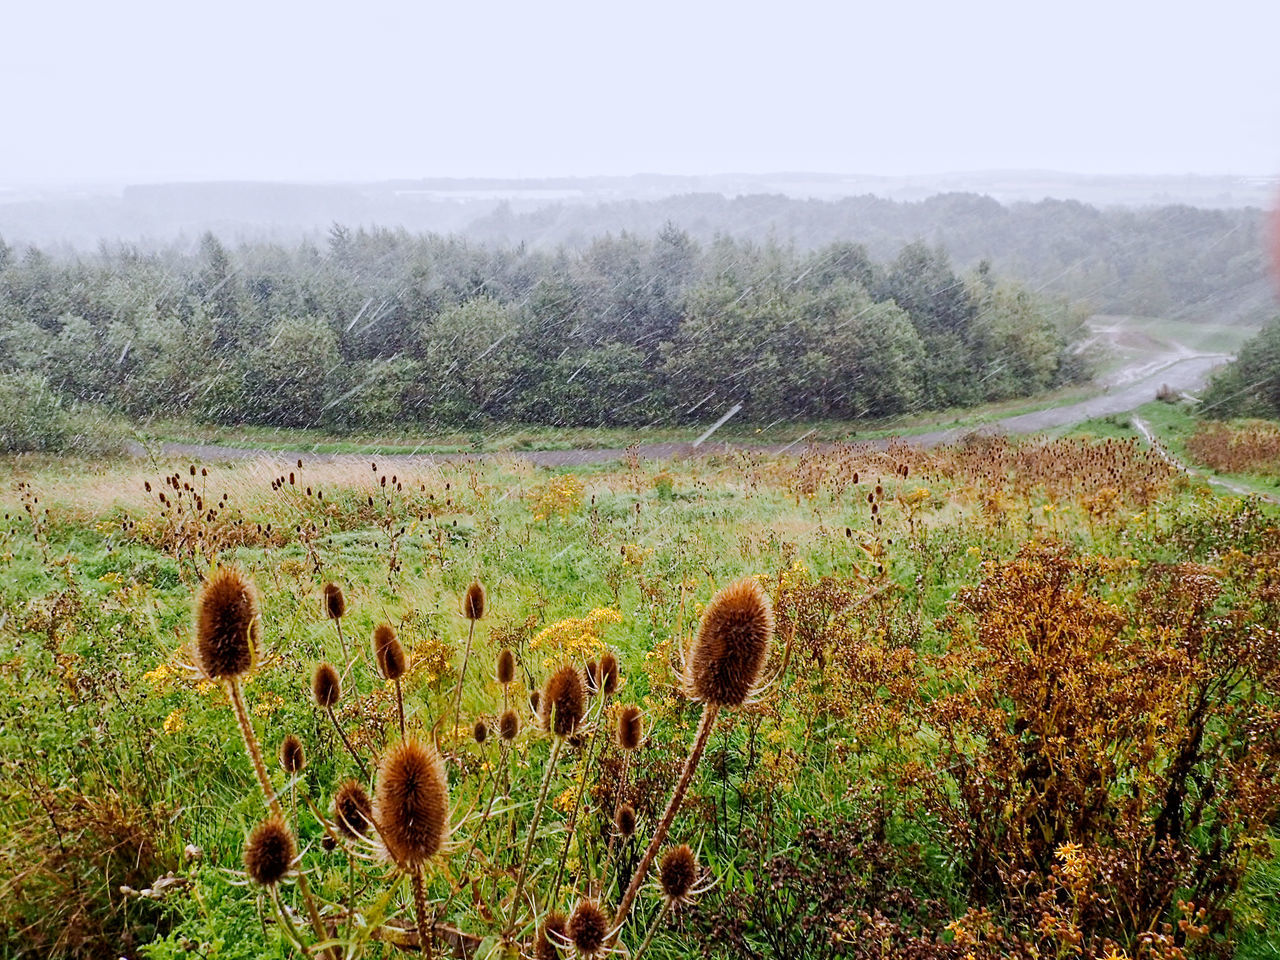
[3,432,1280,960]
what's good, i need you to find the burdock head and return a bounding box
[539,664,586,738]
[684,577,774,706]
[463,580,486,621]
[373,738,449,870]
[373,622,407,680]
[323,581,346,621]
[195,566,261,680]
[244,817,295,886]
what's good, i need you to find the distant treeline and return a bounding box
[0,228,1087,435]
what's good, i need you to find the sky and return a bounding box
[4,0,1280,184]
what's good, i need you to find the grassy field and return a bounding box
[4,431,1280,959]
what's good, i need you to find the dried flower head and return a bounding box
[497,647,515,685]
[323,581,346,620]
[536,910,568,960]
[529,690,541,714]
[312,662,341,709]
[374,738,449,869]
[616,803,636,838]
[585,660,600,695]
[463,580,486,620]
[373,623,407,680]
[279,734,305,775]
[473,719,488,744]
[685,577,774,706]
[244,817,294,886]
[333,779,373,839]
[195,566,261,680]
[599,650,619,696]
[659,844,698,901]
[617,704,643,752]
[540,665,587,737]
[566,900,610,957]
[499,708,519,741]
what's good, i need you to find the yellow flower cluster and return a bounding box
[163,709,185,734]
[531,474,584,522]
[530,608,622,667]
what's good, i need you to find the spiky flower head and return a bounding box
[463,580,486,621]
[279,734,305,775]
[540,664,586,738]
[373,738,449,869]
[323,581,346,620]
[312,662,341,709]
[616,704,642,752]
[333,779,373,839]
[244,817,294,886]
[660,844,698,902]
[616,803,636,838]
[685,577,774,707]
[473,719,488,744]
[585,660,600,696]
[195,566,261,680]
[535,910,568,960]
[599,650,619,696]
[496,647,515,685]
[567,901,609,957]
[373,622,407,680]
[499,708,519,741]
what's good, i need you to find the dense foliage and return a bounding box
[1200,314,1280,420]
[0,229,1086,433]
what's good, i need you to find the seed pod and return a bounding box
[323,582,346,620]
[535,910,568,960]
[567,900,609,957]
[686,577,774,707]
[373,623,407,680]
[374,739,449,869]
[529,690,541,714]
[496,648,515,685]
[463,580,486,621]
[473,719,488,744]
[599,650,619,696]
[312,662,341,709]
[585,660,600,695]
[616,803,636,838]
[244,817,294,886]
[333,779,373,838]
[195,566,261,680]
[279,734,305,774]
[616,704,643,751]
[499,708,519,741]
[660,844,698,901]
[540,665,586,738]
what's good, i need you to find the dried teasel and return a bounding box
[536,910,568,960]
[322,581,346,620]
[599,650,619,696]
[373,622,407,680]
[473,719,488,744]
[373,739,449,869]
[659,844,698,902]
[616,803,636,838]
[279,734,305,774]
[566,900,611,957]
[496,647,515,685]
[194,565,261,680]
[499,708,519,741]
[312,662,341,709]
[244,817,294,886]
[684,577,775,707]
[617,704,642,751]
[540,664,587,737]
[333,779,373,839]
[585,659,600,695]
[463,580,486,620]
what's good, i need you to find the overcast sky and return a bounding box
[5,0,1279,184]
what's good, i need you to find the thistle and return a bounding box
[322,581,349,660]
[613,577,773,938]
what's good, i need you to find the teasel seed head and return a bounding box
[659,844,698,902]
[535,910,568,960]
[617,704,643,752]
[279,734,305,774]
[567,900,610,957]
[194,565,261,680]
[540,664,586,738]
[685,576,774,707]
[333,779,373,839]
[599,650,619,696]
[244,817,294,886]
[496,647,515,685]
[473,719,488,744]
[323,581,346,621]
[585,660,600,695]
[529,689,541,714]
[463,580,486,620]
[373,622,407,680]
[373,738,449,869]
[499,708,519,741]
[312,662,341,709]
[616,803,636,838]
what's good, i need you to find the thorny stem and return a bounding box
[612,702,720,939]
[411,868,435,960]
[631,898,674,960]
[227,680,332,955]
[454,618,477,736]
[395,676,406,739]
[598,751,631,899]
[326,705,369,780]
[334,618,348,662]
[553,692,609,902]
[270,883,312,957]
[506,734,564,935]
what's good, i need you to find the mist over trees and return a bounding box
[1201,314,1280,420]
[0,226,1088,439]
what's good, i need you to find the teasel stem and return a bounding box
[269,883,312,957]
[226,680,331,954]
[612,702,720,938]
[506,734,564,934]
[551,692,609,903]
[334,618,348,662]
[460,741,507,884]
[394,676,406,739]
[453,618,476,736]
[632,899,673,960]
[411,868,435,960]
[325,704,369,780]
[598,752,631,898]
